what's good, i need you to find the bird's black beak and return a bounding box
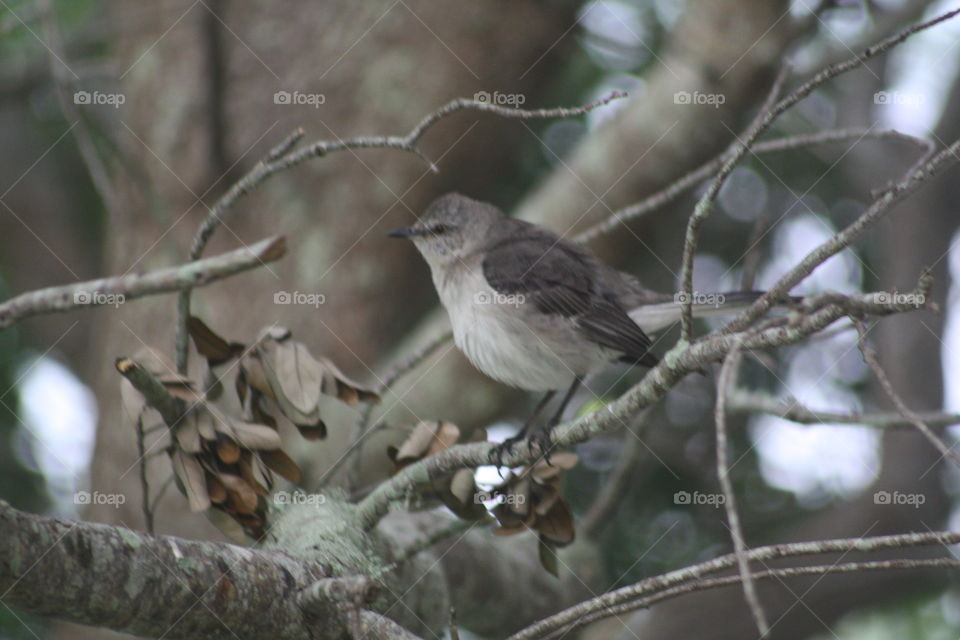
[387,226,418,239]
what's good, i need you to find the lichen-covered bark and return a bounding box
[0,496,591,639]
[0,501,327,639]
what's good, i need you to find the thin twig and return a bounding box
[538,558,960,640]
[114,359,186,428]
[740,206,771,291]
[719,6,960,332]
[39,0,117,216]
[449,607,460,640]
[329,330,453,492]
[716,338,769,636]
[506,530,960,640]
[581,411,650,539]
[679,7,960,342]
[135,415,154,534]
[574,128,931,244]
[0,236,286,329]
[724,133,957,335]
[729,389,960,428]
[854,317,960,468]
[150,474,176,509]
[174,92,626,373]
[679,65,791,341]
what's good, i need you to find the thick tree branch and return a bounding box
[0,500,335,640]
[0,236,285,329]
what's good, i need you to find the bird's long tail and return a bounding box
[628,290,793,334]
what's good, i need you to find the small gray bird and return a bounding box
[388,193,765,460]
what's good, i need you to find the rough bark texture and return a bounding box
[0,501,326,639]
[1,498,587,639]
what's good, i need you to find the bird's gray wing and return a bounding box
[481,222,657,366]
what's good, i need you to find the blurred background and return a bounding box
[2,0,960,638]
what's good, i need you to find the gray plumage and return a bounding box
[388,193,760,393]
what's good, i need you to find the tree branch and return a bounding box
[507,531,960,640]
[727,390,960,428]
[327,329,454,492]
[540,558,960,639]
[725,134,960,334]
[355,291,927,529]
[174,92,626,372]
[574,128,931,244]
[679,7,960,340]
[0,500,336,640]
[679,64,790,340]
[854,317,960,468]
[0,236,285,329]
[715,338,769,636]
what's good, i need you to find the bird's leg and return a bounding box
[492,390,555,469]
[529,377,582,464]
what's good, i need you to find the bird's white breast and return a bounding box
[431,263,607,391]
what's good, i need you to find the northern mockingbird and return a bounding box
[388,193,768,461]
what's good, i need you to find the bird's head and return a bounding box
[387,193,505,266]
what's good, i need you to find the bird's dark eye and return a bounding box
[429,224,448,235]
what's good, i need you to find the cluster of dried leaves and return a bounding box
[121,317,578,572]
[489,453,578,575]
[387,421,488,521]
[387,422,578,574]
[120,318,379,539]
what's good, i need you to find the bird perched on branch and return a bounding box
[389,193,773,463]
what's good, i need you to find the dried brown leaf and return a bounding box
[174,415,203,454]
[238,452,270,495]
[536,500,575,547]
[392,421,460,466]
[219,473,259,515]
[207,473,227,504]
[538,538,560,577]
[187,316,245,365]
[171,449,210,512]
[259,449,301,485]
[449,469,476,506]
[316,357,380,405]
[215,433,241,464]
[220,419,283,450]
